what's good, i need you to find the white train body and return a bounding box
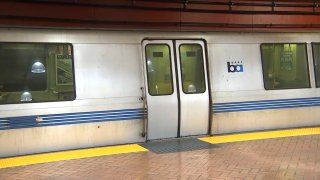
[0,29,319,157]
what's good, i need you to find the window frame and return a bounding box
[311,42,320,88]
[178,43,206,94]
[260,43,311,90]
[0,42,76,105]
[145,43,174,96]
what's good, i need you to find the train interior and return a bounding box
[0,43,74,104]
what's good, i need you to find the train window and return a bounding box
[0,43,75,104]
[312,43,320,87]
[145,44,174,96]
[179,44,206,94]
[261,43,310,90]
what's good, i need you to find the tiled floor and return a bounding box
[0,134,319,180]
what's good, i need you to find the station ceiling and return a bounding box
[1,0,320,31]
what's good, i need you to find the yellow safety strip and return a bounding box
[0,144,148,169]
[199,127,320,144]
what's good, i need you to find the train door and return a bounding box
[142,40,209,140]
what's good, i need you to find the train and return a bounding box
[0,28,320,157]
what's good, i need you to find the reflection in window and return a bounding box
[179,44,206,94]
[145,44,173,96]
[261,43,310,90]
[0,43,75,104]
[312,43,320,87]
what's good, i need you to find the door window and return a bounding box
[179,44,206,94]
[145,44,173,96]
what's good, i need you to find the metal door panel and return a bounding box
[175,40,209,136]
[142,40,179,140]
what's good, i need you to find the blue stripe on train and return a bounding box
[212,97,320,113]
[0,108,146,130]
[2,97,320,130]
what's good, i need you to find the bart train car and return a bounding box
[0,28,320,157]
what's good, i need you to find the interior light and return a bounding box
[20,91,32,102]
[31,61,46,73]
[187,84,196,93]
[147,60,154,72]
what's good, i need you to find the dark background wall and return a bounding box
[1,0,320,31]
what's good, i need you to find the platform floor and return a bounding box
[0,127,320,180]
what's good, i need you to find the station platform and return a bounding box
[0,127,319,180]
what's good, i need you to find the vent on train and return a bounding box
[153,52,163,57]
[186,51,196,57]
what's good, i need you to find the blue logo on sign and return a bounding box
[227,61,243,73]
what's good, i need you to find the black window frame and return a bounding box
[311,42,320,88]
[145,43,174,96]
[260,43,311,90]
[178,43,206,94]
[0,42,76,105]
